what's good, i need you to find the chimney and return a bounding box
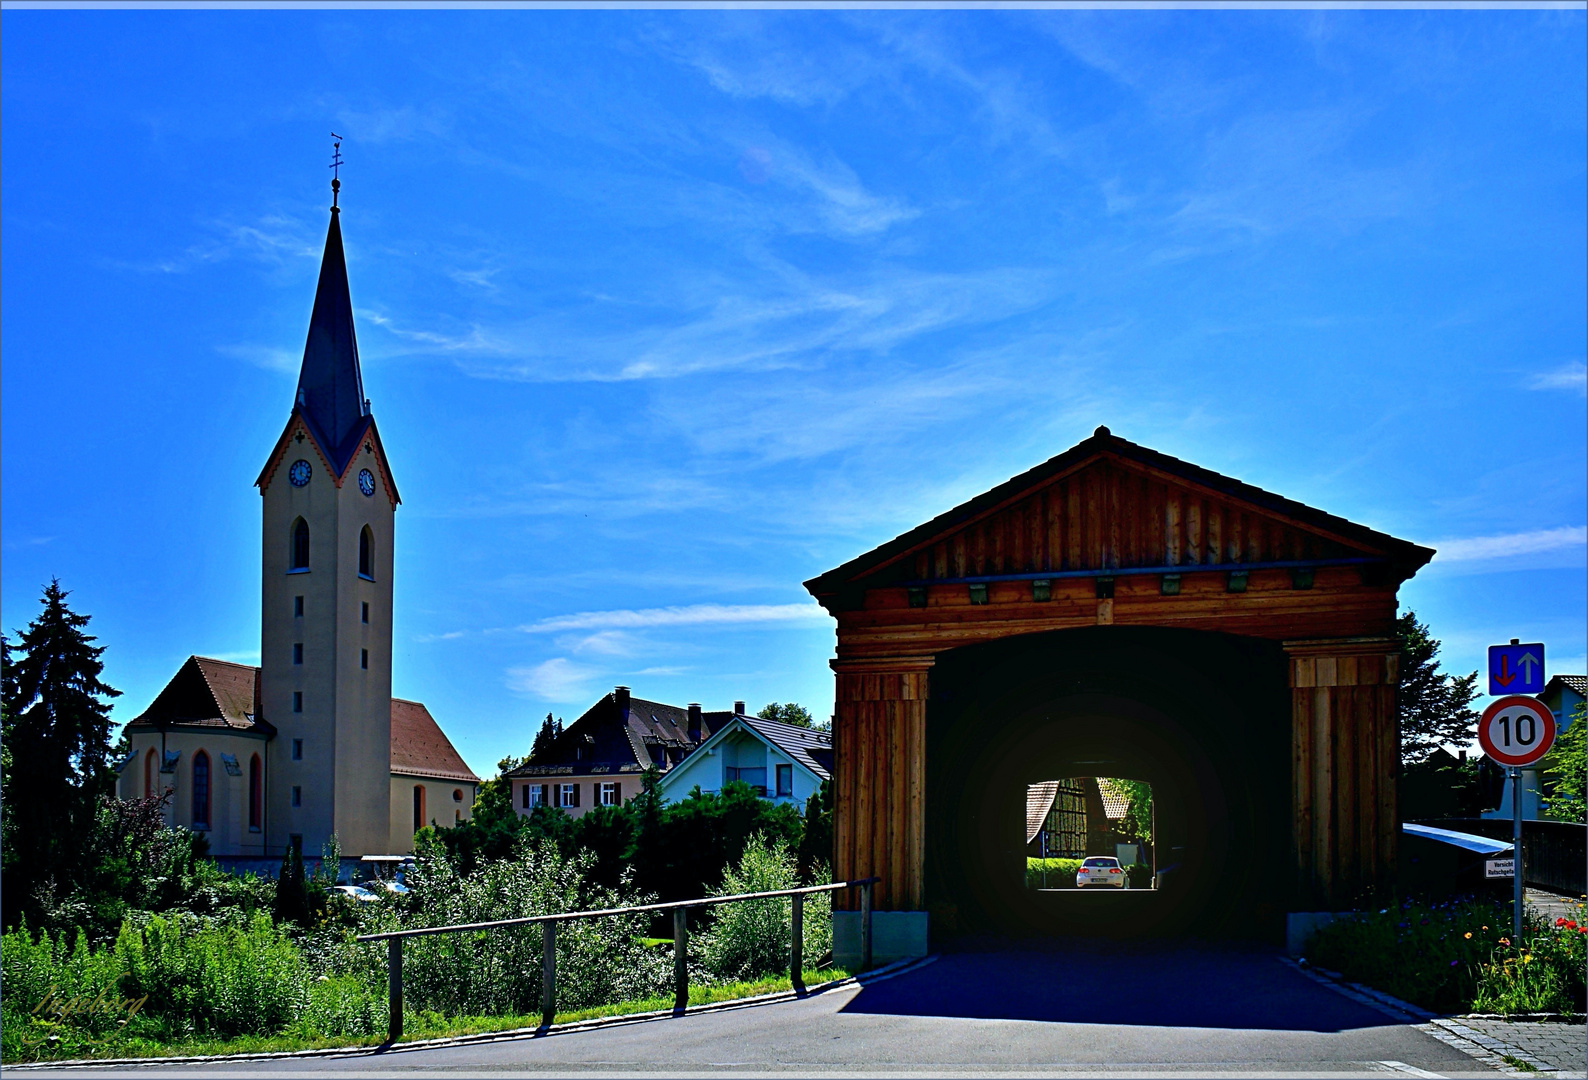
[734,700,746,716]
[614,686,631,718]
[687,703,702,743]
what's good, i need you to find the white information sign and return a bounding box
[1485,859,1514,879]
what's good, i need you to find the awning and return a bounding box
[1402,822,1513,856]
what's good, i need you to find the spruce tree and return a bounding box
[1396,611,1481,762]
[530,713,563,759]
[1,580,121,926]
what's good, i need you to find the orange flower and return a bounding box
[1464,932,1473,939]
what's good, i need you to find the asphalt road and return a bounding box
[32,940,1496,1078]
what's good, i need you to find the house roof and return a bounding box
[390,698,480,784]
[1094,778,1131,822]
[123,656,275,736]
[1026,781,1060,844]
[295,204,369,476]
[505,689,727,778]
[738,714,833,781]
[804,426,1435,598]
[1541,675,1587,702]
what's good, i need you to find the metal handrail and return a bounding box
[361,875,879,1044]
[354,877,876,941]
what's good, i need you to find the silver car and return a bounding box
[1076,856,1127,888]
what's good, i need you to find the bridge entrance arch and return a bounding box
[805,428,1433,958]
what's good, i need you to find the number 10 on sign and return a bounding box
[1478,696,1556,768]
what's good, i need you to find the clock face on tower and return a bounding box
[288,459,312,487]
[358,469,376,497]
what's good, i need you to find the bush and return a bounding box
[1126,864,1153,889]
[697,834,830,983]
[1306,896,1586,1015]
[1025,858,1083,889]
[344,832,673,1017]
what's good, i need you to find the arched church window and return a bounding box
[412,785,426,834]
[144,748,156,798]
[192,751,211,830]
[359,526,374,579]
[290,519,310,571]
[248,754,262,832]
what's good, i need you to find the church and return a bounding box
[116,177,479,861]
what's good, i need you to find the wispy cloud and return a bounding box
[519,603,829,634]
[505,657,598,702]
[1527,362,1587,395]
[217,343,299,374]
[1430,526,1587,563]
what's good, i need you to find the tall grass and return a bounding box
[2,834,829,1062]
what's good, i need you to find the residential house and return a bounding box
[504,687,734,819]
[658,713,832,809]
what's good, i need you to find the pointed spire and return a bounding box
[294,189,369,472]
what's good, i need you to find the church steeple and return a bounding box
[294,187,369,474]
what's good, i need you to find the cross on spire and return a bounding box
[330,133,344,210]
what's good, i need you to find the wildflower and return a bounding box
[1464,932,1473,939]
[1500,937,1511,946]
[1449,960,1458,966]
[1557,918,1568,927]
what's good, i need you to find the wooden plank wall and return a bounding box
[1289,643,1399,910]
[904,459,1354,583]
[832,666,928,912]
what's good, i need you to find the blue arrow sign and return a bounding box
[1488,642,1545,696]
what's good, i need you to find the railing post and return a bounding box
[540,919,557,1030]
[859,880,873,973]
[791,893,805,995]
[673,907,689,1013]
[386,936,403,1043]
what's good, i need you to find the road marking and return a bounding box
[1376,1061,1446,1078]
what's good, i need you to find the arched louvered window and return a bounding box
[290,519,310,571]
[144,748,156,798]
[248,754,263,832]
[192,751,211,830]
[358,526,374,579]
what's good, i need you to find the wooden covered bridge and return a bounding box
[805,427,1433,957]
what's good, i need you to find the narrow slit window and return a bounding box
[248,755,263,832]
[290,518,310,571]
[191,751,211,830]
[359,526,374,579]
[361,648,368,670]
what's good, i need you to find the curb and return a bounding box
[1422,1017,1577,1076]
[7,955,937,1071]
[1279,957,1435,1022]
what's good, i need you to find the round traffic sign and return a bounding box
[1477,695,1556,767]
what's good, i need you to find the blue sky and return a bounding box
[3,7,1584,777]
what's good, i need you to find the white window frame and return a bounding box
[599,782,620,806]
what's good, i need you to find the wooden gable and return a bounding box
[808,427,1432,598]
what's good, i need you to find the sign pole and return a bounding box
[1511,766,1523,941]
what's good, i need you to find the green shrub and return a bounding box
[1025,858,1083,889]
[116,911,307,1038]
[696,834,830,983]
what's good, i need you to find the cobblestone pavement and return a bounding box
[1423,1016,1586,1077]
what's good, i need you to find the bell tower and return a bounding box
[256,169,399,858]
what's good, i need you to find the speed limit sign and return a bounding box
[1477,695,1556,767]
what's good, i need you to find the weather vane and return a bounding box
[330,133,344,210]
